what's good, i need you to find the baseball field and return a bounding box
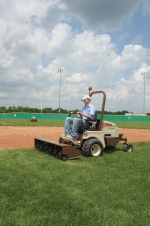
[0,119,150,226]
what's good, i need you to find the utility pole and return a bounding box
[41,93,43,113]
[58,69,64,113]
[141,72,148,114]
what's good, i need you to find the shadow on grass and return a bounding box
[104,146,122,154]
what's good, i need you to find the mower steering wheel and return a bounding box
[68,112,75,117]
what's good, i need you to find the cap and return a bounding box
[81,95,91,101]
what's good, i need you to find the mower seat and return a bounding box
[85,111,97,130]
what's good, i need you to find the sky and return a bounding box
[0,0,150,113]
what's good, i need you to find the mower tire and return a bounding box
[123,143,133,152]
[82,138,103,157]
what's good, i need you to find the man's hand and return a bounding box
[69,112,81,118]
[75,112,82,118]
[78,112,92,120]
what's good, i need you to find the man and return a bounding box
[60,95,96,144]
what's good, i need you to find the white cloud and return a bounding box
[132,34,143,44]
[0,0,150,113]
[142,0,150,14]
[0,0,55,23]
[118,33,129,41]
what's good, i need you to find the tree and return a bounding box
[8,106,12,112]
[43,108,53,113]
[17,106,24,112]
[0,106,7,113]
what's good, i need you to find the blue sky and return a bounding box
[0,0,150,113]
[113,5,150,51]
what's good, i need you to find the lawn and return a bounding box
[0,118,150,128]
[0,142,150,226]
[0,119,64,127]
[111,121,150,129]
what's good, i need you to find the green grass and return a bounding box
[111,121,150,129]
[0,119,64,127]
[0,118,150,128]
[0,143,150,226]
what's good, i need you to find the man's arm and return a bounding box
[77,112,93,119]
[70,111,82,118]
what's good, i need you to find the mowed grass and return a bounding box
[0,118,150,128]
[0,143,150,226]
[0,119,64,127]
[111,121,150,129]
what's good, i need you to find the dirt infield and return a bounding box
[0,126,150,150]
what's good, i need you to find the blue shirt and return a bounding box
[81,103,96,120]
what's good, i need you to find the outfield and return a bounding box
[0,118,150,129]
[0,119,150,225]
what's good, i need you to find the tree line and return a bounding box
[0,106,68,113]
[0,106,129,115]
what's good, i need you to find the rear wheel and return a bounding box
[82,138,103,157]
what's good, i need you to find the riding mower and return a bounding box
[34,86,133,160]
[29,115,37,122]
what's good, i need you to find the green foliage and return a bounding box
[0,106,70,113]
[0,105,131,114]
[53,108,69,113]
[0,106,7,113]
[69,109,80,113]
[0,142,150,225]
[42,107,53,113]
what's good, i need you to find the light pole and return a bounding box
[141,72,148,114]
[58,69,63,113]
[41,93,43,113]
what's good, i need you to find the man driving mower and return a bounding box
[60,94,96,144]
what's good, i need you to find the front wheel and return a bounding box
[82,138,103,157]
[123,143,133,152]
